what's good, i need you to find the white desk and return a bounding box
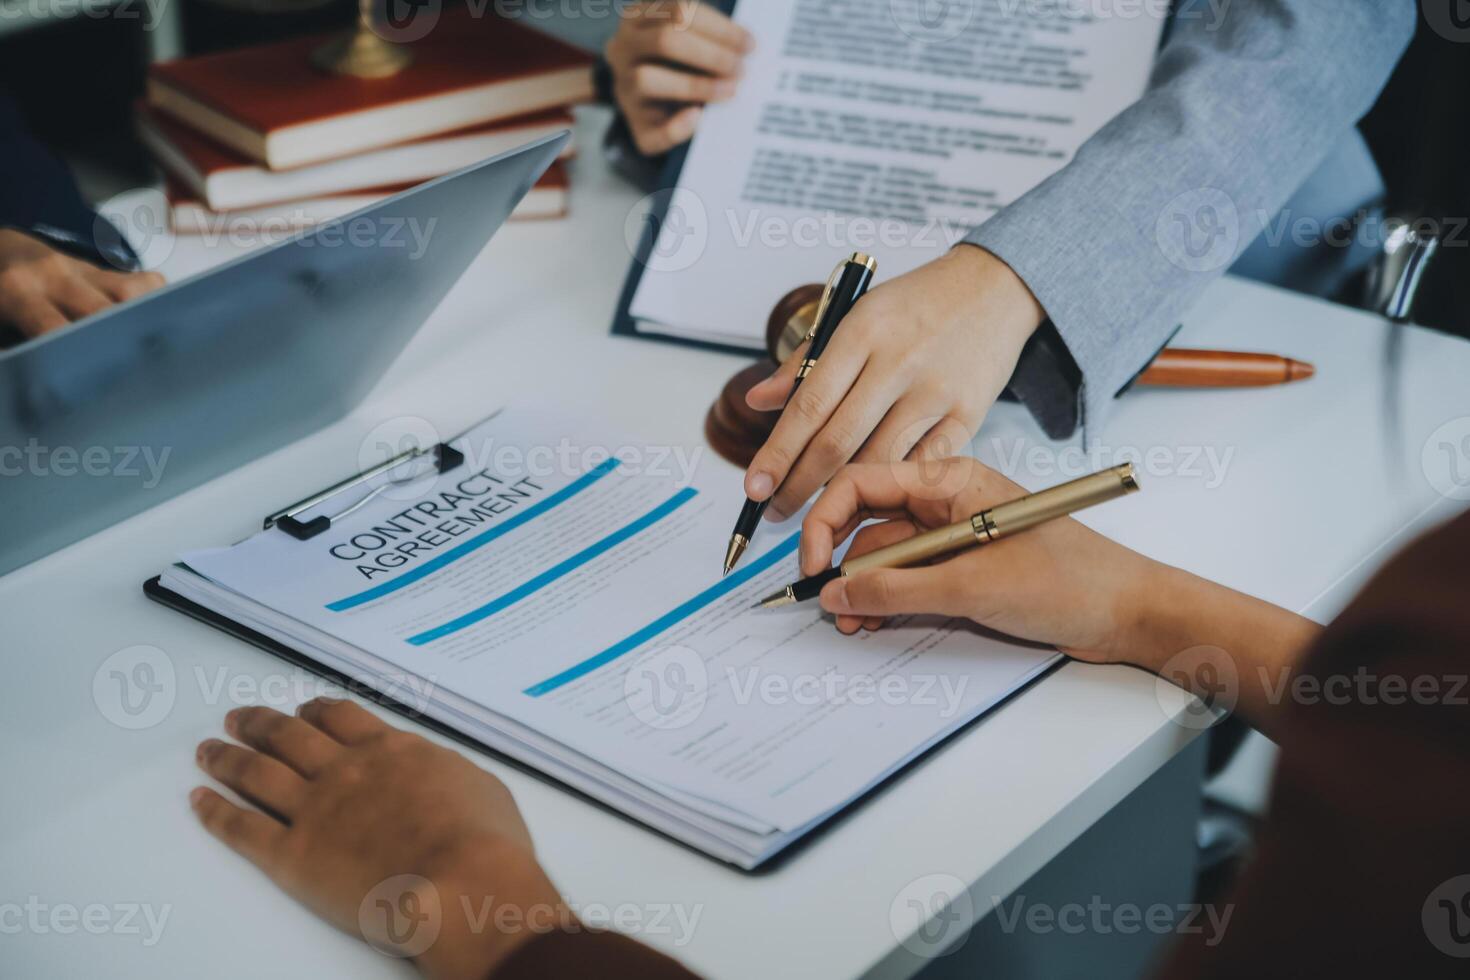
[5,108,1470,979]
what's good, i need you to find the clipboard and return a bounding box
[141,417,1060,872]
[140,431,761,862]
[139,428,778,869]
[608,142,772,359]
[607,0,760,359]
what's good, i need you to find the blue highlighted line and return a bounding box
[522,530,802,698]
[326,458,621,611]
[406,488,698,645]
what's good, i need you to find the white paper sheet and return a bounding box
[630,0,1167,346]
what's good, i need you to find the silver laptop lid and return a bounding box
[0,131,569,577]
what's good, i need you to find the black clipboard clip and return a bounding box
[264,442,466,541]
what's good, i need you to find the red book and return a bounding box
[166,161,569,235]
[147,9,593,170]
[138,102,575,211]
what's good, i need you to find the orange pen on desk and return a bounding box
[1138,349,1316,387]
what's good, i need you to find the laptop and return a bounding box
[0,131,568,577]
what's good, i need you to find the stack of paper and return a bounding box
[159,409,1058,867]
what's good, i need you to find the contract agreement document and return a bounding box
[157,408,1059,867]
[629,0,1167,348]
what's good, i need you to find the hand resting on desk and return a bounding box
[0,228,164,339]
[191,699,564,980]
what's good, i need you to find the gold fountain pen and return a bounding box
[756,464,1140,609]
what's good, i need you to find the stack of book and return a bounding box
[138,9,593,237]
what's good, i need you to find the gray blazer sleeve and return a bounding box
[968,0,1416,441]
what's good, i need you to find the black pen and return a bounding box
[722,252,877,576]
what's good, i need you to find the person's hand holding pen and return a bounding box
[797,457,1321,735]
[797,457,1151,657]
[742,245,1046,522]
[604,1,755,156]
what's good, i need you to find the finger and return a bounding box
[51,278,113,321]
[631,104,702,155]
[746,339,810,412]
[912,415,978,463]
[820,564,956,619]
[744,342,868,512]
[631,63,738,103]
[834,611,887,634]
[803,464,956,566]
[86,267,165,303]
[225,706,341,778]
[671,0,755,51]
[197,739,307,820]
[631,18,745,77]
[604,22,637,73]
[632,12,746,74]
[1,296,68,337]
[801,504,917,575]
[853,395,950,467]
[770,367,905,518]
[297,697,390,745]
[820,518,922,581]
[190,786,286,867]
[800,489,917,576]
[845,519,921,560]
[813,517,920,586]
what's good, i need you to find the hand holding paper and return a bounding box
[604,1,754,155]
